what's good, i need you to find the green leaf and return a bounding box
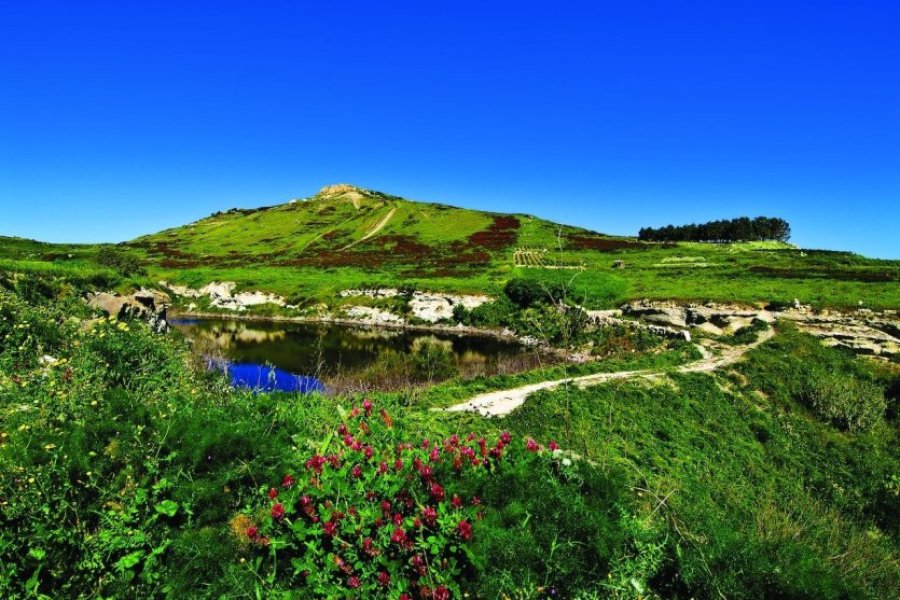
[29,548,46,561]
[115,550,145,571]
[154,499,179,517]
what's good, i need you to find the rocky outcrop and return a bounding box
[339,288,491,323]
[161,281,287,312]
[617,299,899,356]
[86,289,170,333]
[344,306,405,325]
[408,293,490,323]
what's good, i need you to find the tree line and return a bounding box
[638,216,791,243]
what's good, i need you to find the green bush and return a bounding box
[802,368,886,432]
[411,341,458,382]
[504,277,565,309]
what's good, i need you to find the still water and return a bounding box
[171,317,525,392]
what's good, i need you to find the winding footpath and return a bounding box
[446,328,775,418]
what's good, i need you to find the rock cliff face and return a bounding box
[86,289,170,332]
[162,281,288,311]
[616,300,899,356]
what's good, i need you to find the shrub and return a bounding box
[503,278,565,309]
[411,341,458,382]
[244,400,564,598]
[802,368,886,432]
[97,246,146,276]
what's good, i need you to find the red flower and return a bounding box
[457,519,473,541]
[429,447,441,462]
[381,500,392,514]
[451,494,463,508]
[338,423,348,435]
[271,503,285,520]
[362,398,373,415]
[434,585,450,600]
[246,526,258,539]
[526,438,540,452]
[364,446,374,460]
[392,513,403,526]
[323,520,338,537]
[281,474,295,488]
[380,408,394,428]
[305,454,326,474]
[268,487,278,500]
[400,594,411,600]
[378,461,389,474]
[394,458,404,471]
[378,571,390,587]
[351,464,362,478]
[347,575,361,589]
[500,431,512,445]
[421,438,431,449]
[390,527,408,545]
[548,439,559,451]
[422,505,438,525]
[430,482,445,501]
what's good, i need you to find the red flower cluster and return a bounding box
[253,399,564,597]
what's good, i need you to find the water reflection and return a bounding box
[172,317,525,382]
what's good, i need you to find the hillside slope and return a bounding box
[2,184,899,309]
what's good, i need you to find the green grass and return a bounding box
[1,272,897,598]
[2,185,899,311]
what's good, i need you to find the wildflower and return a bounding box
[400,594,412,600]
[378,571,390,587]
[323,520,338,537]
[338,423,348,435]
[351,465,362,478]
[451,494,463,508]
[393,513,403,526]
[305,454,326,474]
[430,482,445,501]
[271,503,285,520]
[500,431,512,445]
[381,500,392,514]
[363,445,374,460]
[429,447,441,462]
[362,398,373,415]
[447,433,460,447]
[343,434,355,447]
[378,461,389,474]
[422,505,437,525]
[362,536,377,555]
[347,575,361,589]
[457,519,473,541]
[526,438,540,452]
[390,527,408,545]
[281,474,295,488]
[380,408,394,428]
[268,487,278,500]
[394,458,404,471]
[246,526,258,539]
[434,585,450,600]
[548,440,559,451]
[421,438,431,449]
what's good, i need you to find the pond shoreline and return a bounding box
[171,310,530,344]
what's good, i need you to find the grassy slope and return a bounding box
[2,280,897,598]
[2,184,899,308]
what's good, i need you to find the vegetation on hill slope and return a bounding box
[2,184,898,310]
[1,271,898,598]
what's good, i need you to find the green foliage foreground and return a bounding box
[0,285,898,598]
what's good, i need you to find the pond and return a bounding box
[171,317,532,393]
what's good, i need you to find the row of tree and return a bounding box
[638,216,791,243]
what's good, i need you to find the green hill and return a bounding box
[2,183,899,309]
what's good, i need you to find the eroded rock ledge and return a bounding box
[607,300,899,356]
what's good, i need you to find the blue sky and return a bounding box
[1,1,898,258]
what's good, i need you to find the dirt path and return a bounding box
[446,329,774,417]
[341,206,397,250]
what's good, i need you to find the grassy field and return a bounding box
[1,273,897,598]
[2,185,898,310]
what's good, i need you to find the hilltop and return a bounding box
[2,184,899,309]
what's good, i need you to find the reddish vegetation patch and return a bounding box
[468,216,520,250]
[566,235,643,251]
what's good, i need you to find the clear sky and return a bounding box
[1,1,898,258]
